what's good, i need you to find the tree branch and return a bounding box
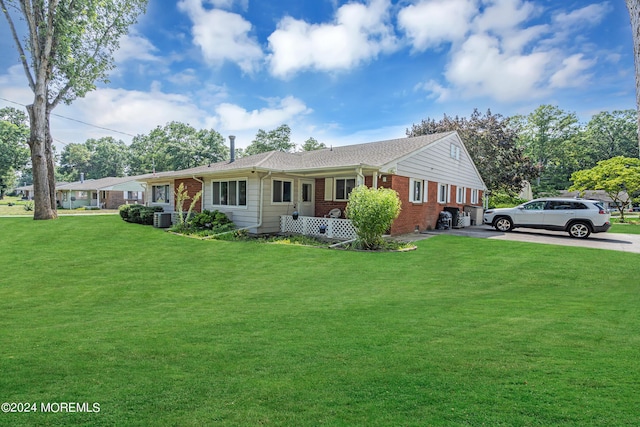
[0,0,35,91]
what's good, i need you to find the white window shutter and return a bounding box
[324,178,333,201]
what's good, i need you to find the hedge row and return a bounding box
[119,204,164,225]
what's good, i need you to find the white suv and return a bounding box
[483,198,611,238]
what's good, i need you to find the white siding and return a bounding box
[260,174,298,233]
[396,133,485,190]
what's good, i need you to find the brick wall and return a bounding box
[386,178,483,234]
[314,177,346,217]
[105,191,125,209]
[174,178,204,212]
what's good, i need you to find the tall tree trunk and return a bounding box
[626,0,640,157]
[26,94,57,220]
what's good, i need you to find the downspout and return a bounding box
[140,183,148,206]
[256,171,271,229]
[356,167,365,186]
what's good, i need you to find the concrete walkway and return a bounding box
[395,225,640,254]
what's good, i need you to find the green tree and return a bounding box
[585,110,639,160]
[128,122,227,174]
[0,107,30,198]
[300,137,326,151]
[1,0,148,219]
[86,137,128,178]
[59,143,92,181]
[408,109,537,194]
[570,156,640,222]
[513,105,582,193]
[245,124,296,155]
[345,186,401,250]
[59,137,128,181]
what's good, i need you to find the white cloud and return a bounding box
[553,3,611,28]
[114,33,160,63]
[56,87,206,143]
[267,0,397,78]
[0,64,33,106]
[208,0,248,11]
[550,54,595,88]
[178,0,263,73]
[407,1,607,103]
[214,96,312,131]
[398,0,477,50]
[444,34,552,102]
[416,79,452,102]
[472,0,538,34]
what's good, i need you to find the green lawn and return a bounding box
[1,216,639,426]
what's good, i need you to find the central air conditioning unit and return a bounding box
[153,212,172,228]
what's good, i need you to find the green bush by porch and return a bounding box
[346,185,401,249]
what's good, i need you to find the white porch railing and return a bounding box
[280,215,357,240]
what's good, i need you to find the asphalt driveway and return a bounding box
[418,226,640,254]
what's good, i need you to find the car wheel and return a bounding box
[494,217,513,232]
[568,222,591,239]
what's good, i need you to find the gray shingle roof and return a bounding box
[149,132,456,178]
[56,174,154,191]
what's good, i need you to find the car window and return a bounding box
[570,202,588,210]
[523,201,546,210]
[548,201,572,210]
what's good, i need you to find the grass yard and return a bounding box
[0,216,639,426]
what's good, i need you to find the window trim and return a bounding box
[450,144,461,160]
[300,182,313,204]
[334,177,356,201]
[409,178,425,203]
[152,184,171,204]
[271,178,294,204]
[456,186,466,204]
[471,189,479,204]
[437,183,450,204]
[211,178,248,208]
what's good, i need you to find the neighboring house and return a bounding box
[18,175,150,209]
[141,131,487,236]
[559,190,632,212]
[57,175,152,209]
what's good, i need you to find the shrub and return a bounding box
[189,209,233,230]
[23,201,34,211]
[119,204,163,225]
[345,186,401,250]
[488,192,528,209]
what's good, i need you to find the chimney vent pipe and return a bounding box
[229,135,236,163]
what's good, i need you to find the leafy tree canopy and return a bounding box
[512,105,583,193]
[300,137,326,151]
[570,156,640,222]
[0,107,30,197]
[408,109,538,195]
[59,137,128,181]
[585,110,639,160]
[128,122,227,174]
[245,124,296,155]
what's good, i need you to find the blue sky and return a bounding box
[0,0,636,151]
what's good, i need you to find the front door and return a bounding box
[299,180,315,217]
